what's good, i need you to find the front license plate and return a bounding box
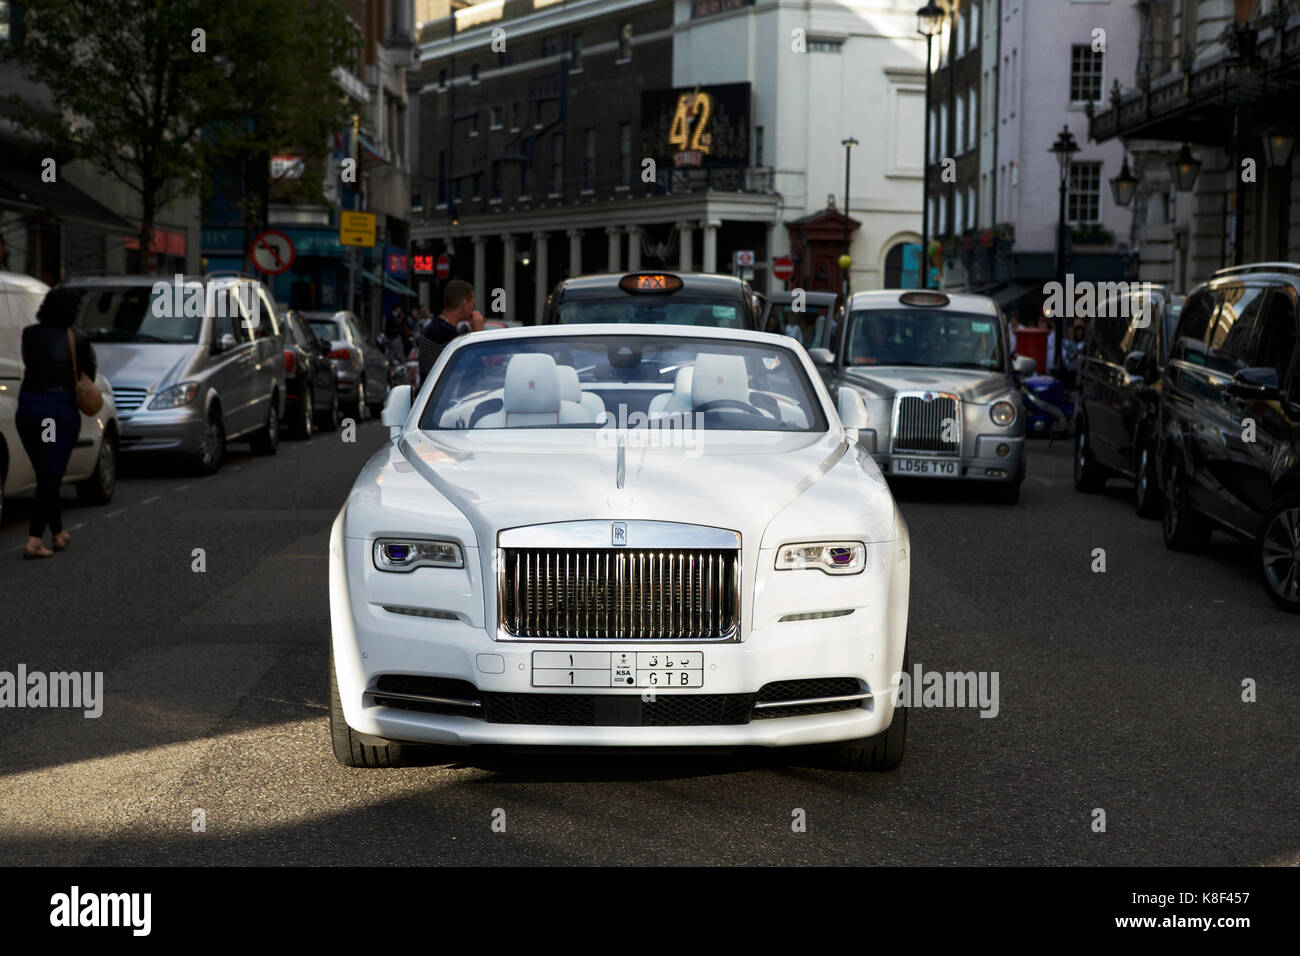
[532,650,704,688]
[892,457,959,477]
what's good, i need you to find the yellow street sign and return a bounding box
[340,211,377,247]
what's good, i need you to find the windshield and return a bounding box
[768,302,831,349]
[421,334,826,432]
[845,309,1004,370]
[72,285,206,344]
[554,296,745,329]
[308,319,342,342]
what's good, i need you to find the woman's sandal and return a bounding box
[23,542,53,559]
[52,532,70,552]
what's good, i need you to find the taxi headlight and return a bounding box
[990,400,1017,426]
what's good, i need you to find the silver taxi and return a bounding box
[810,290,1031,504]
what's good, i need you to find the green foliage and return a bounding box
[1,0,356,270]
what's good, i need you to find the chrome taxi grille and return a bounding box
[501,548,739,640]
[111,386,149,414]
[893,393,960,454]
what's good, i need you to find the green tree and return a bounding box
[1,0,354,273]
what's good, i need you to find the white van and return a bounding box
[0,271,120,528]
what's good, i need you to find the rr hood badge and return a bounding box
[612,522,627,547]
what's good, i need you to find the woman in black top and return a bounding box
[16,287,95,559]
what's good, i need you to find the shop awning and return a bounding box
[363,269,416,296]
[0,161,135,233]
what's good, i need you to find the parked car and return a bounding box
[57,274,285,475]
[761,289,842,353]
[1074,284,1184,517]
[1157,263,1300,612]
[281,310,341,438]
[0,271,120,526]
[303,310,389,419]
[330,324,911,770]
[540,271,761,330]
[811,289,1031,503]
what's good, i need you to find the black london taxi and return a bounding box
[540,272,760,330]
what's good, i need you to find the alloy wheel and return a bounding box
[1261,507,1300,604]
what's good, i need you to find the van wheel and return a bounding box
[292,389,314,440]
[1257,496,1300,614]
[1134,436,1162,519]
[329,648,413,768]
[1162,456,1210,551]
[249,400,280,455]
[318,389,340,432]
[76,430,117,504]
[1073,421,1107,492]
[194,411,225,475]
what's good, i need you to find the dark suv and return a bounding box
[1074,284,1183,517]
[1157,263,1300,612]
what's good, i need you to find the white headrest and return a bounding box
[555,365,581,404]
[673,365,694,396]
[503,353,560,413]
[691,353,749,407]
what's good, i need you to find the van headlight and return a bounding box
[149,382,199,409]
[775,542,866,575]
[990,400,1017,426]
[373,538,464,571]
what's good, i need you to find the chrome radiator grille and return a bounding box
[500,548,740,640]
[110,386,149,414]
[893,393,960,454]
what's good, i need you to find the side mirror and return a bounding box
[381,384,412,439]
[214,333,237,353]
[837,388,869,437]
[1013,355,1037,376]
[1227,367,1281,400]
[1123,350,1155,382]
[809,347,835,367]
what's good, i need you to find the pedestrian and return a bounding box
[16,287,97,559]
[418,280,480,381]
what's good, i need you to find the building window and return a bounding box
[808,38,844,53]
[570,33,582,71]
[755,125,764,167]
[491,106,503,130]
[472,173,482,201]
[470,63,480,84]
[511,102,520,130]
[970,1,980,51]
[469,112,479,136]
[541,35,557,58]
[1070,45,1104,104]
[955,92,965,156]
[954,191,964,235]
[498,48,511,68]
[929,109,938,162]
[956,12,966,58]
[939,102,947,159]
[551,133,564,195]
[582,128,596,191]
[412,190,423,213]
[438,68,447,91]
[522,151,534,198]
[618,122,631,187]
[967,89,977,151]
[437,151,447,204]
[534,100,544,128]
[1068,161,1102,223]
[967,185,976,229]
[491,161,501,200]
[618,22,632,61]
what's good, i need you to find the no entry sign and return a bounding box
[772,256,795,282]
[435,254,452,280]
[250,230,295,275]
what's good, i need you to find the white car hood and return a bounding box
[343,428,901,549]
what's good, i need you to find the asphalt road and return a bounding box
[1,425,1296,866]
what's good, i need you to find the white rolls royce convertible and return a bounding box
[329,323,911,770]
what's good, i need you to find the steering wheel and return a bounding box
[694,398,767,417]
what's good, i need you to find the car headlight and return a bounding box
[373,538,464,572]
[775,542,866,575]
[990,400,1017,426]
[148,382,199,409]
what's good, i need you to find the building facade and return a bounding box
[1091,0,1300,291]
[410,0,927,323]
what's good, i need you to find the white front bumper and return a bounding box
[329,512,911,749]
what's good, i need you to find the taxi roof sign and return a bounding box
[899,291,950,307]
[619,273,684,294]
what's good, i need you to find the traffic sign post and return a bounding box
[772,256,795,285]
[732,249,755,282]
[250,230,295,275]
[340,211,377,248]
[435,254,452,280]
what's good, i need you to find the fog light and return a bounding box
[986,468,1007,478]
[997,443,1010,457]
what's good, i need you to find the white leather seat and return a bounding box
[475,354,587,426]
[649,366,693,417]
[689,353,750,408]
[555,365,605,422]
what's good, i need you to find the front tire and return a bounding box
[1073,420,1107,492]
[329,647,414,768]
[194,410,225,476]
[291,388,314,440]
[318,388,340,432]
[1134,434,1162,519]
[249,400,280,455]
[76,430,117,505]
[1257,495,1300,614]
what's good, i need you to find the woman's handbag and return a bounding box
[67,328,104,416]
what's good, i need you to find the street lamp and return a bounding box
[1262,129,1296,168]
[917,2,945,289]
[1049,125,1079,376]
[1109,154,1140,207]
[1168,142,1202,191]
[841,136,858,304]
